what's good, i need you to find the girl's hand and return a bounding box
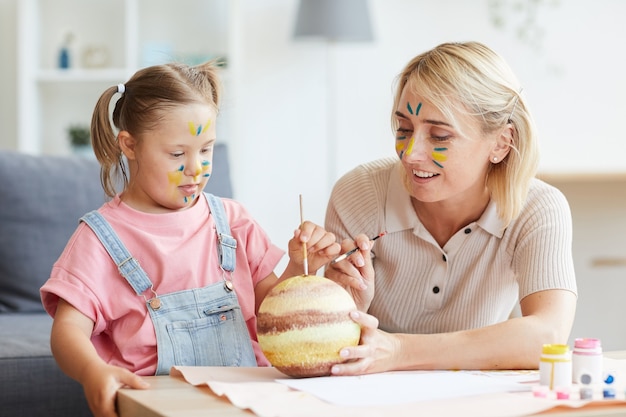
[325,234,377,311]
[287,221,341,275]
[330,311,401,376]
[81,362,149,417]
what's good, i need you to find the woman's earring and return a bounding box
[492,156,498,163]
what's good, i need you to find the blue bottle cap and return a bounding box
[603,388,616,399]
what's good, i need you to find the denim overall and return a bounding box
[80,193,257,375]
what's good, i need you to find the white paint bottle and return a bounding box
[572,338,603,386]
[540,344,572,390]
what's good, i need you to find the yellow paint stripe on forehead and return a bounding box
[188,119,212,136]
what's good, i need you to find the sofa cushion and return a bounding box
[0,144,232,313]
[0,152,105,312]
[0,314,92,416]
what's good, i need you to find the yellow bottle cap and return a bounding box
[542,344,569,355]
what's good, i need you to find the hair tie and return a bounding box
[117,83,126,94]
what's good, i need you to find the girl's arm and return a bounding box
[254,221,341,312]
[51,299,149,417]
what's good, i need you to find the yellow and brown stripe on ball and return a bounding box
[257,275,361,378]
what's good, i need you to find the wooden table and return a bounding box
[117,352,626,417]
[117,373,252,416]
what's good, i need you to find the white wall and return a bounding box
[2,0,626,346]
[229,0,626,267]
[551,180,626,351]
[3,0,626,245]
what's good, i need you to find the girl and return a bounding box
[41,61,340,417]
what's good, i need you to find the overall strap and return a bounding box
[205,193,237,272]
[80,211,152,295]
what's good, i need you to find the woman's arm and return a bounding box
[331,288,576,374]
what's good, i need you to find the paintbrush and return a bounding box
[330,231,387,264]
[299,194,309,276]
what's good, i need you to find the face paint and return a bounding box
[432,147,448,169]
[396,102,422,159]
[201,160,211,178]
[188,119,212,137]
[396,135,416,160]
[406,102,422,116]
[168,165,185,185]
[168,165,193,204]
[396,135,407,159]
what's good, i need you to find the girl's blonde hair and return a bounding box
[90,61,222,197]
[392,41,539,227]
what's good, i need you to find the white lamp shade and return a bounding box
[293,0,374,42]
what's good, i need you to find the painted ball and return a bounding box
[257,275,361,378]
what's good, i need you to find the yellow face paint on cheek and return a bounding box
[168,165,184,185]
[396,135,407,159]
[405,136,415,156]
[432,147,448,169]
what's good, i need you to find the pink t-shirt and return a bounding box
[41,194,284,375]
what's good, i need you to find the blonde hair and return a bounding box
[90,61,223,197]
[392,41,539,227]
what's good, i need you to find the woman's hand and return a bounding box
[81,362,149,417]
[325,234,377,311]
[330,311,401,376]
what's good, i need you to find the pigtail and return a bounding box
[91,86,128,198]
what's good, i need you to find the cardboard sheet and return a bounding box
[170,358,626,417]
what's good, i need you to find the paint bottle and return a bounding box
[572,338,603,386]
[603,373,616,399]
[540,344,572,390]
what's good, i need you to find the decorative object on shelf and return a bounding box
[487,0,560,53]
[178,53,227,68]
[293,0,374,190]
[58,31,75,69]
[67,124,93,157]
[81,45,111,69]
[141,42,174,67]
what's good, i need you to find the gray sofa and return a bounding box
[0,144,233,417]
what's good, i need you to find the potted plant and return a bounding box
[67,124,92,157]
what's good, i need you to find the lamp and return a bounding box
[293,0,373,42]
[293,0,374,190]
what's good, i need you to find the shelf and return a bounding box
[17,0,235,155]
[537,171,626,183]
[37,69,130,83]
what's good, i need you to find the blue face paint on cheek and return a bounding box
[201,160,211,177]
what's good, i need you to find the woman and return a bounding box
[325,41,576,375]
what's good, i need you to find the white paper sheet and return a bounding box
[278,370,531,406]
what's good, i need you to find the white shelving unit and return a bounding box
[17,0,236,155]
